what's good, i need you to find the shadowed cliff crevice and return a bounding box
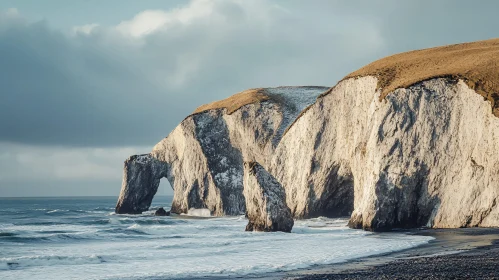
[170,179,208,213]
[193,111,245,215]
[305,163,354,218]
[349,163,440,231]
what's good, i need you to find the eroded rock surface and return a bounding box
[149,86,327,216]
[243,162,293,232]
[115,154,167,214]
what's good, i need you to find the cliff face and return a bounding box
[275,77,499,230]
[116,39,499,231]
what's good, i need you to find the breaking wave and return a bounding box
[0,254,107,270]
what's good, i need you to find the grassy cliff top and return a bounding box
[345,38,499,116]
[193,88,268,115]
[192,86,328,115]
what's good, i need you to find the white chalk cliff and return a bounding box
[116,39,499,231]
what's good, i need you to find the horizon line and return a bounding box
[0,195,173,199]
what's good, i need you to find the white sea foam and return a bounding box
[0,215,433,280]
[47,209,67,213]
[0,254,107,270]
[185,208,212,217]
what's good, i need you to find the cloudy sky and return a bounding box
[0,0,497,197]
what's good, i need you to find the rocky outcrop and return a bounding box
[115,154,168,214]
[116,86,327,216]
[116,39,499,231]
[154,207,170,216]
[243,162,293,232]
[148,86,328,216]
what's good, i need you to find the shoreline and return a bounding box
[278,227,499,279]
[185,227,499,280]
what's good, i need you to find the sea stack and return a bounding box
[243,162,294,232]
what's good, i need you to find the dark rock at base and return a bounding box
[154,207,170,216]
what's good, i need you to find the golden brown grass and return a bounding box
[345,38,499,116]
[192,88,269,115]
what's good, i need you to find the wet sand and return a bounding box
[280,228,499,280]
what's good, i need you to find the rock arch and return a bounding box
[115,154,170,214]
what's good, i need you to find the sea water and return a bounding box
[0,196,432,279]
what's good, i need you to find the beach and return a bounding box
[282,228,499,279]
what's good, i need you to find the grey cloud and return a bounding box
[306,0,499,55]
[0,18,188,147]
[1,0,498,148]
[0,1,383,147]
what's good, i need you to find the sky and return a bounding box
[0,0,498,197]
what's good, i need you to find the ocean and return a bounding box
[0,196,432,279]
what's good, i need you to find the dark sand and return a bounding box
[280,228,499,280]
